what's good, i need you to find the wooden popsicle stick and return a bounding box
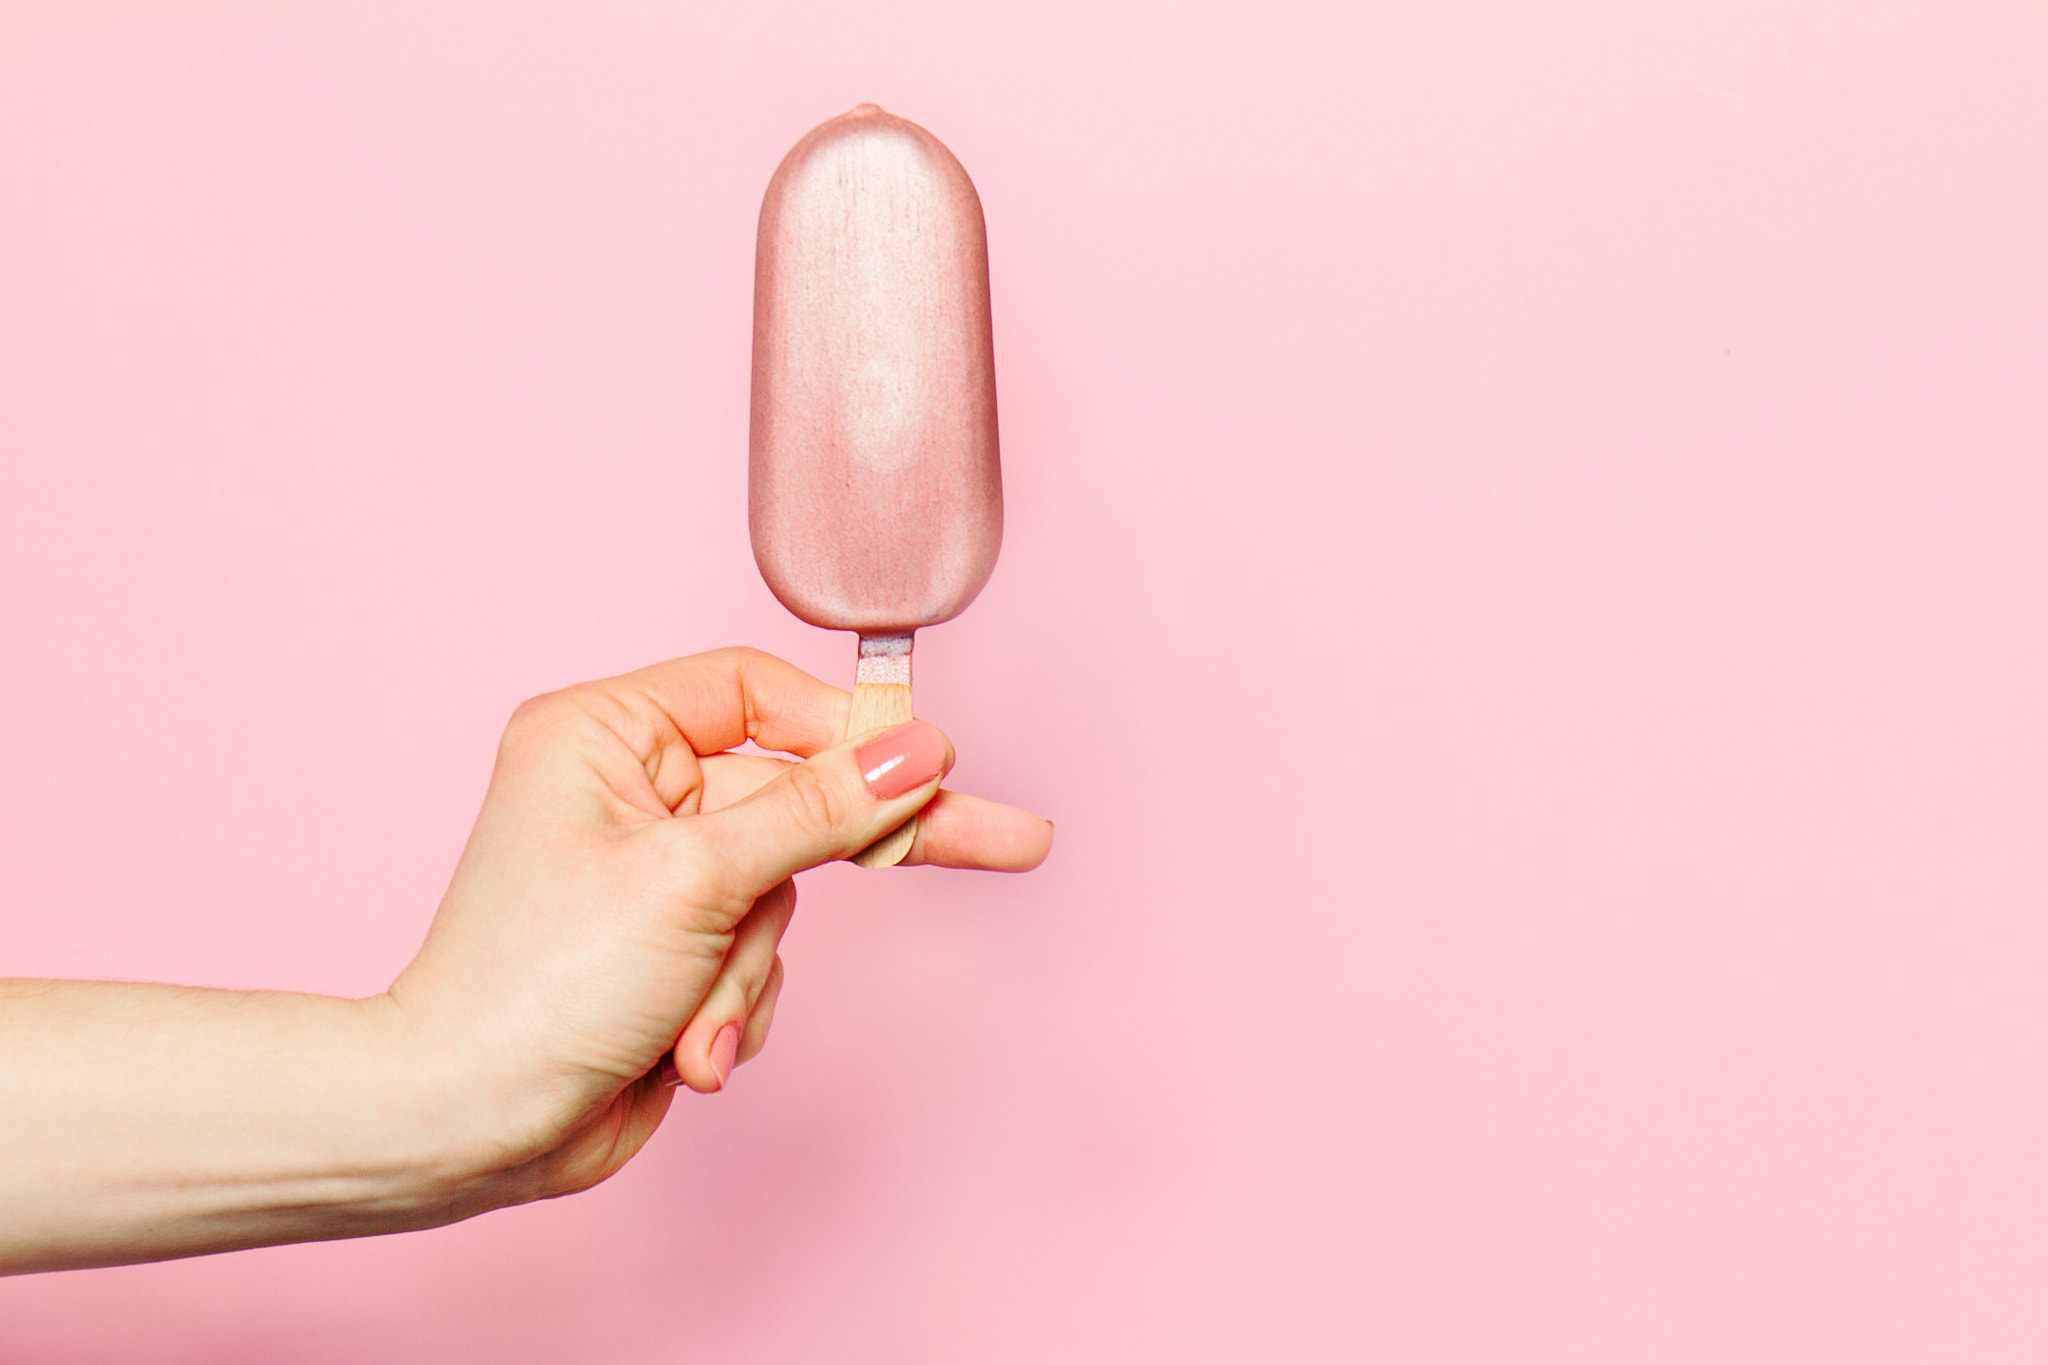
[848,635,917,868]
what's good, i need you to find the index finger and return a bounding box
[607,646,851,759]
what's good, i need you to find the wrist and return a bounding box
[352,993,554,1224]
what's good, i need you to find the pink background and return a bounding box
[2,2,2045,1360]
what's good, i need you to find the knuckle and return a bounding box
[692,643,767,680]
[503,689,558,736]
[730,944,776,1002]
[652,822,744,921]
[780,764,850,841]
[751,956,787,1034]
[714,643,774,668]
[502,684,649,770]
[756,877,798,918]
[499,691,569,763]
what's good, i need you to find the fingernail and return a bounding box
[709,1023,741,1089]
[856,719,946,801]
[657,1052,682,1088]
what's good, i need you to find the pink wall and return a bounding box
[3,3,2045,1360]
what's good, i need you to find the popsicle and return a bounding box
[749,104,1002,867]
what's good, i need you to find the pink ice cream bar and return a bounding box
[747,104,1003,867]
[748,104,1002,636]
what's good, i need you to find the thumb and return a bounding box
[687,719,952,904]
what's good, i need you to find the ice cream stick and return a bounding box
[848,634,916,867]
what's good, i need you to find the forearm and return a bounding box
[0,651,1046,1275]
[0,979,522,1275]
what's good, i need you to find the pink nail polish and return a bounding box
[856,719,946,800]
[709,1023,741,1089]
[657,1053,682,1088]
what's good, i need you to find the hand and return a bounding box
[0,645,1047,1274]
[388,646,1052,1206]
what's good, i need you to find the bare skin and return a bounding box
[0,647,1052,1275]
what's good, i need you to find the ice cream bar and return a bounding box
[749,104,1002,867]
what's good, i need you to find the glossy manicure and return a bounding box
[709,1023,741,1090]
[856,719,947,800]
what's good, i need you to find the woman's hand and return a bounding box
[0,647,1050,1274]
[388,646,1052,1205]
